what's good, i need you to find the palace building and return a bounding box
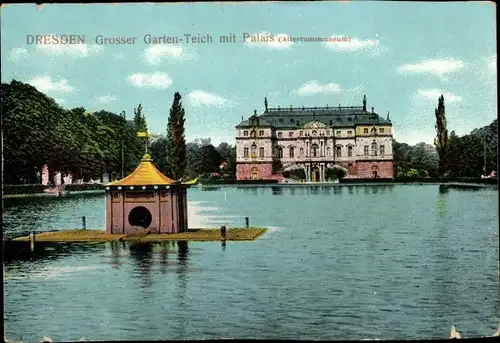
[235,95,394,181]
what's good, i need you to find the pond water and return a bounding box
[3,184,499,341]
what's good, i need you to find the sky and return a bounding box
[1,2,497,146]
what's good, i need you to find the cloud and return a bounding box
[324,34,385,55]
[244,32,293,50]
[113,52,125,60]
[98,94,116,104]
[398,59,465,77]
[416,89,462,104]
[144,45,192,64]
[8,47,28,61]
[28,76,74,94]
[295,81,343,96]
[54,98,66,105]
[37,43,103,57]
[187,90,232,107]
[488,55,496,73]
[127,72,172,89]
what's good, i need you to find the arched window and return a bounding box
[336,146,342,157]
[326,147,331,156]
[311,144,319,157]
[251,144,257,158]
[299,147,304,157]
[278,147,283,158]
[289,147,295,158]
[348,146,353,157]
[371,142,377,156]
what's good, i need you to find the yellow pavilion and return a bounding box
[104,154,189,234]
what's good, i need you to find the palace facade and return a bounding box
[235,95,394,181]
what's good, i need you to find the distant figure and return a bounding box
[449,325,462,339]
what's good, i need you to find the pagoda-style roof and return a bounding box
[106,154,178,187]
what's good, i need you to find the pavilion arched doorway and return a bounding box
[128,206,152,228]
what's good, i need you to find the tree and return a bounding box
[133,104,147,132]
[166,92,186,180]
[434,95,449,176]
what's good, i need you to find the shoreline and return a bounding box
[3,180,497,198]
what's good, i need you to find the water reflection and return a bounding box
[271,186,283,195]
[221,240,227,251]
[3,241,102,264]
[347,186,354,195]
[129,243,154,288]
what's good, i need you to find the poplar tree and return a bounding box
[434,95,449,177]
[166,92,186,180]
[133,104,147,132]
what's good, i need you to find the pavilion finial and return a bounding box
[141,153,153,161]
[387,111,390,121]
[363,95,367,111]
[264,97,268,112]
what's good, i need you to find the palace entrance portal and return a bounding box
[311,166,320,183]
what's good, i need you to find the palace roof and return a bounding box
[106,154,178,187]
[236,97,392,129]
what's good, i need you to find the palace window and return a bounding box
[299,131,303,137]
[251,130,257,138]
[291,119,295,123]
[259,130,264,136]
[311,144,319,157]
[379,145,385,156]
[348,163,353,167]
[243,130,249,137]
[299,147,304,157]
[347,130,353,135]
[312,130,317,136]
[278,132,282,138]
[289,147,295,158]
[348,146,353,157]
[279,119,284,123]
[363,128,369,134]
[336,130,341,135]
[244,147,249,158]
[336,146,342,157]
[259,147,265,158]
[364,145,369,155]
[371,142,377,156]
[380,128,385,134]
[289,132,293,137]
[251,144,257,158]
[278,147,283,158]
[326,147,331,156]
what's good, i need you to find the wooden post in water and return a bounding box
[82,216,86,230]
[30,231,35,252]
[245,217,249,228]
[220,225,227,241]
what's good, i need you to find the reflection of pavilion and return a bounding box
[104,154,189,234]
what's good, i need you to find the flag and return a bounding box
[136,131,148,138]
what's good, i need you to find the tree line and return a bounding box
[1,80,496,185]
[1,80,235,185]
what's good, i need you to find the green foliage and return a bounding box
[393,140,439,177]
[434,95,449,176]
[1,80,152,184]
[283,168,306,180]
[166,92,186,180]
[325,167,346,180]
